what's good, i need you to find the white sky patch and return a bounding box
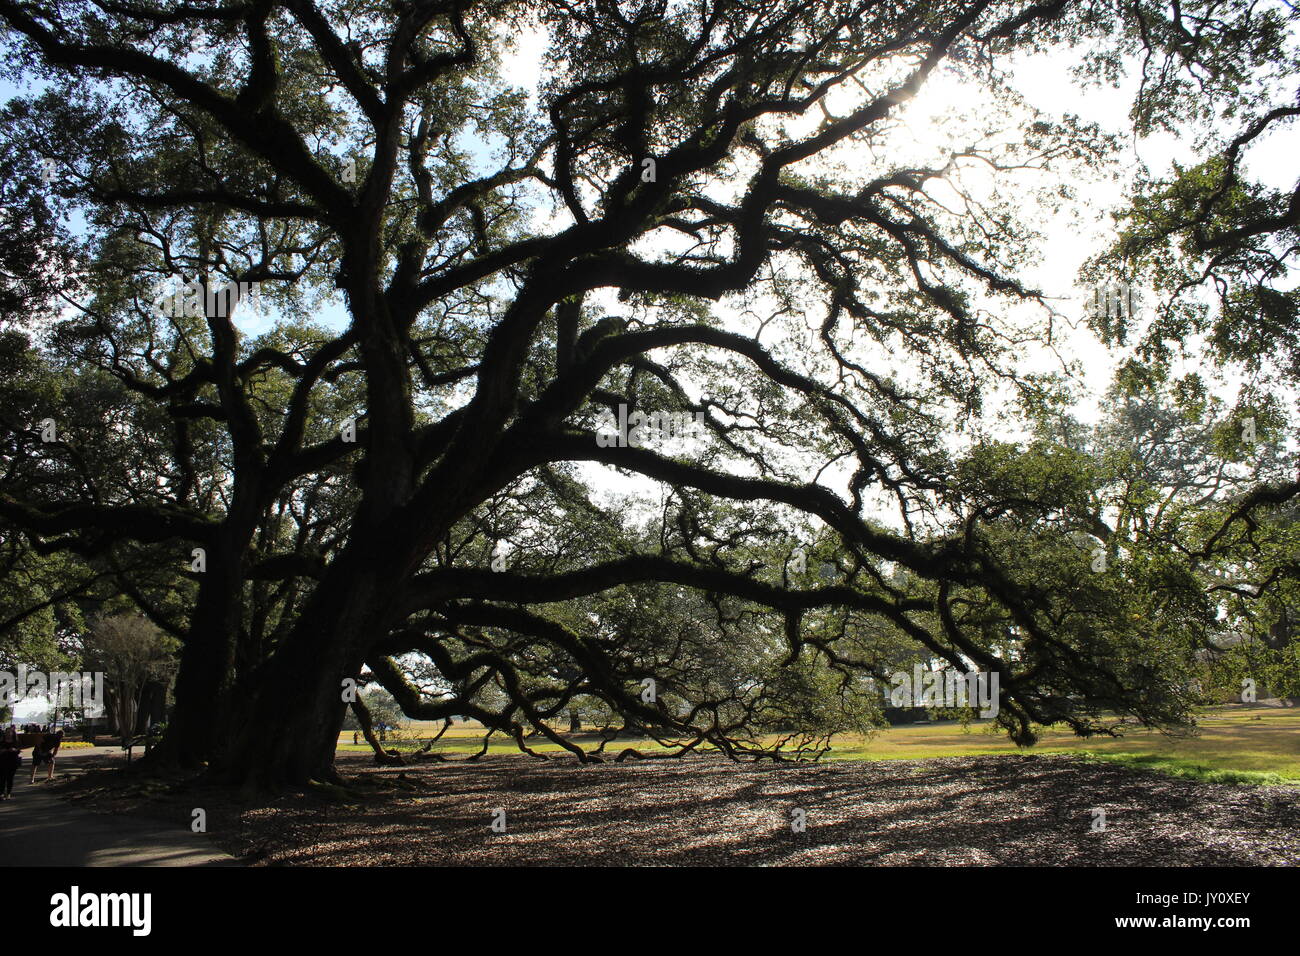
[499,21,549,105]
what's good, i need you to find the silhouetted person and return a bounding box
[0,727,20,799]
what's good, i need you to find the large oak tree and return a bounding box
[2,0,1290,788]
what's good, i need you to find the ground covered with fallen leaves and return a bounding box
[55,752,1300,866]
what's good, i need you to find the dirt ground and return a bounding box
[53,751,1300,866]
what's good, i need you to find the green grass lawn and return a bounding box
[819,705,1300,784]
[336,703,1300,784]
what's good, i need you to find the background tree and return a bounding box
[1081,0,1300,702]
[82,612,178,754]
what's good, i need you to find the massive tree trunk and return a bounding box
[221,654,354,789]
[213,256,434,789]
[216,539,410,789]
[149,541,243,769]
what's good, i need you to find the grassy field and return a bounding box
[336,703,1300,783]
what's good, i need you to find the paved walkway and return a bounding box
[0,749,238,866]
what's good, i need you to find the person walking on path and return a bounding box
[0,726,21,800]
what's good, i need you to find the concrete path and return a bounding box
[0,749,238,866]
